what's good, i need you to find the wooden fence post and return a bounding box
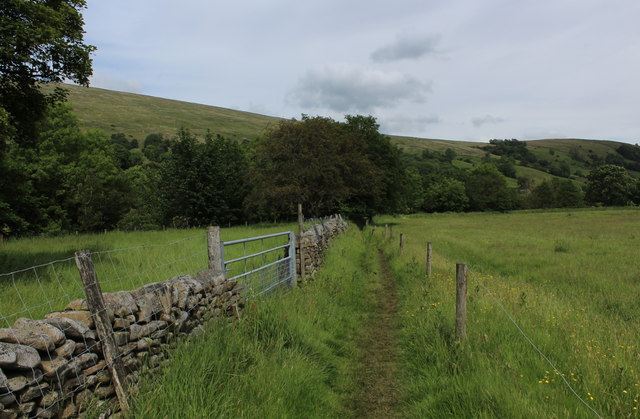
[74,250,130,412]
[456,263,468,342]
[399,233,404,254]
[297,203,305,282]
[426,242,432,276]
[207,226,224,272]
[384,224,388,239]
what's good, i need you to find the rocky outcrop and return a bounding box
[0,269,243,418]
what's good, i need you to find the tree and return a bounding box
[423,177,468,212]
[585,164,637,206]
[465,164,519,211]
[527,178,582,209]
[0,0,95,143]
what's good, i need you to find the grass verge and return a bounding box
[130,227,377,418]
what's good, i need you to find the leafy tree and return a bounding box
[465,164,519,211]
[160,129,249,226]
[246,115,385,222]
[527,178,582,209]
[585,164,637,206]
[0,0,95,143]
[423,177,468,212]
[118,165,162,230]
[143,133,171,162]
[496,155,517,178]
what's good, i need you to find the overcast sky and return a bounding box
[82,0,640,143]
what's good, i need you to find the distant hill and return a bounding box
[55,83,638,186]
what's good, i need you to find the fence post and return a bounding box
[399,233,404,254]
[288,231,297,287]
[384,224,388,239]
[426,242,432,276]
[456,263,468,342]
[297,203,305,282]
[0,234,3,247]
[74,250,130,412]
[207,226,224,273]
[390,225,394,239]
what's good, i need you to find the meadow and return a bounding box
[0,223,295,326]
[2,209,638,417]
[378,208,640,417]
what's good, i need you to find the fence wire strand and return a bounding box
[468,268,603,419]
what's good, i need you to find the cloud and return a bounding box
[89,73,144,94]
[472,114,505,127]
[289,64,432,113]
[371,34,442,62]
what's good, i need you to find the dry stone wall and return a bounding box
[0,269,243,418]
[297,214,348,276]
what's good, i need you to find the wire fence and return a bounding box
[466,266,603,418]
[0,228,297,417]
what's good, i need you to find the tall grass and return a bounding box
[130,227,377,418]
[0,223,295,325]
[377,208,640,417]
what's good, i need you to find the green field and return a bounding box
[2,206,638,417]
[0,223,295,326]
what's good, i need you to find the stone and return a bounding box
[65,299,88,311]
[61,401,77,419]
[35,405,60,419]
[0,368,6,390]
[75,388,93,409]
[7,376,27,392]
[12,319,65,347]
[0,342,40,370]
[45,311,93,329]
[62,375,85,394]
[94,385,114,399]
[39,391,59,408]
[54,340,76,359]
[112,318,131,330]
[0,408,17,419]
[20,383,48,403]
[129,320,166,341]
[135,338,150,351]
[131,282,166,322]
[103,291,138,318]
[95,369,111,384]
[18,401,36,415]
[194,269,225,290]
[113,332,129,346]
[0,391,18,406]
[42,317,95,340]
[67,353,98,376]
[40,357,69,378]
[83,360,105,376]
[0,328,54,352]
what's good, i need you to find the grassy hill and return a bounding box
[52,83,280,141]
[56,83,638,185]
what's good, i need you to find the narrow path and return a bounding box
[348,250,402,418]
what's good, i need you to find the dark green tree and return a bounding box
[423,177,468,212]
[465,164,519,211]
[585,164,637,206]
[528,178,582,209]
[0,0,95,143]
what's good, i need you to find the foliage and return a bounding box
[527,178,583,209]
[585,164,637,206]
[465,164,519,211]
[160,129,249,227]
[422,177,468,212]
[246,115,406,223]
[0,0,95,142]
[485,139,537,163]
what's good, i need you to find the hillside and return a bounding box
[56,83,638,185]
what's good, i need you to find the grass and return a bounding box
[46,84,280,141]
[130,227,378,418]
[0,223,295,326]
[375,208,640,417]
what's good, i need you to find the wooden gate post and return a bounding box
[297,203,305,282]
[74,251,130,412]
[456,263,468,342]
[207,226,224,273]
[426,242,432,276]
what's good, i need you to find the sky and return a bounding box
[82,0,640,143]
